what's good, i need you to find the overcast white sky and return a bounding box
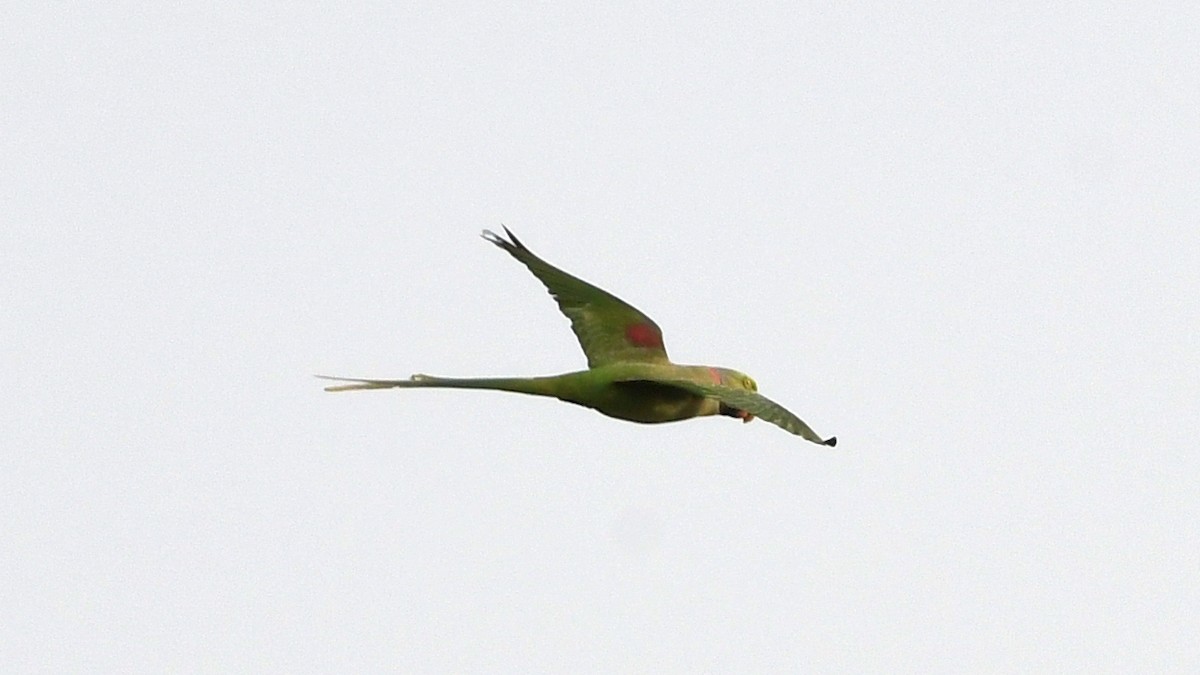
[4,2,1198,672]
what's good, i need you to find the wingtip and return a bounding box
[480,225,528,252]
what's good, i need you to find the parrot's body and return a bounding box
[320,228,835,446]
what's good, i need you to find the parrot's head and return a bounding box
[714,368,757,424]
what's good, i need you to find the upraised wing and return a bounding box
[621,374,837,446]
[482,227,670,368]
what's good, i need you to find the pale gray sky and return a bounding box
[4,2,1197,672]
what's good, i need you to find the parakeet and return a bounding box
[319,228,836,446]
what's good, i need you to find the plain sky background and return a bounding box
[3,2,1197,672]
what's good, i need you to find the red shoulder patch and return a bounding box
[625,322,664,349]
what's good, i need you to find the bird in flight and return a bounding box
[319,228,836,446]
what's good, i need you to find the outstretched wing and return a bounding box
[482,227,670,368]
[621,375,837,446]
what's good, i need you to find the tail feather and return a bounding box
[316,373,558,398]
[316,374,429,392]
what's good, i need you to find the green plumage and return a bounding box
[319,228,835,446]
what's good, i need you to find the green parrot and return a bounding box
[319,228,836,446]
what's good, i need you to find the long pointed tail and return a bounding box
[315,373,557,397]
[316,374,448,392]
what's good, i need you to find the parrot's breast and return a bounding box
[587,380,715,424]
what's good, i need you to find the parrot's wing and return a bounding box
[620,374,836,446]
[483,227,670,368]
